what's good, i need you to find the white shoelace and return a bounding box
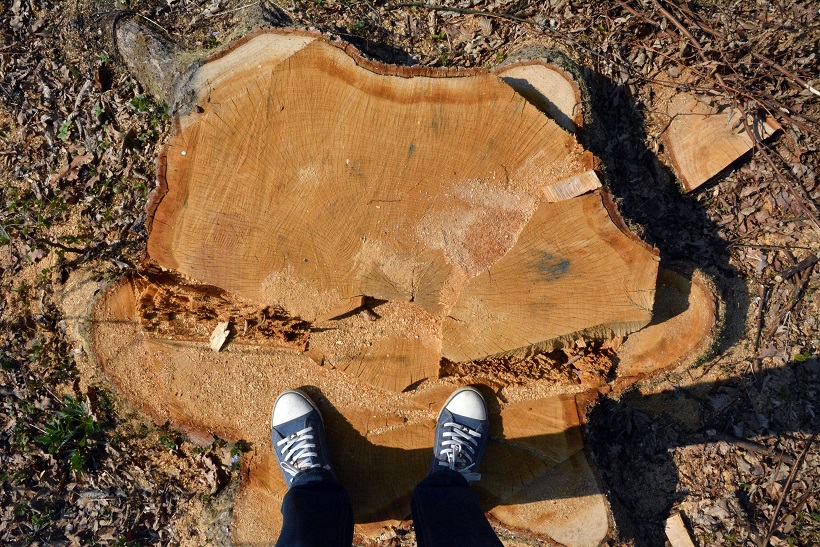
[276,426,321,477]
[437,422,482,482]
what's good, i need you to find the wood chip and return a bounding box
[209,321,231,352]
[665,511,697,547]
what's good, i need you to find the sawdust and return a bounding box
[257,268,347,323]
[416,178,537,278]
[309,299,443,392]
[90,276,616,544]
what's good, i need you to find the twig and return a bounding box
[628,0,819,148]
[616,0,660,25]
[266,0,298,21]
[383,3,534,26]
[757,98,820,138]
[673,1,819,97]
[716,433,795,465]
[780,254,820,281]
[750,51,820,97]
[729,243,812,251]
[205,2,259,18]
[651,0,727,88]
[761,434,816,546]
[135,13,171,36]
[751,283,767,365]
[764,266,815,339]
[34,238,86,254]
[739,106,820,235]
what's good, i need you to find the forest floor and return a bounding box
[1,0,819,545]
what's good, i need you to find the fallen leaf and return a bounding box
[50,152,93,185]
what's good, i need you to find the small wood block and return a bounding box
[615,269,718,388]
[543,170,602,203]
[653,76,779,192]
[665,511,697,547]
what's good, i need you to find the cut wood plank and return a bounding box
[442,190,659,362]
[543,170,602,202]
[653,76,779,192]
[665,511,697,547]
[614,269,718,388]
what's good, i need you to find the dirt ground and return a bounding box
[1,0,819,545]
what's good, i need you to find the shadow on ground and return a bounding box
[586,358,819,545]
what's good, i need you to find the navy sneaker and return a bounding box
[271,389,333,487]
[430,386,490,483]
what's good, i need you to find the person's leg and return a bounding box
[271,389,354,547]
[411,387,503,547]
[276,468,353,547]
[411,469,502,547]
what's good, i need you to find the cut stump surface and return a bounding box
[147,33,660,391]
[92,278,608,545]
[89,28,720,546]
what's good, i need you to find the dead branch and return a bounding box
[780,255,820,281]
[761,434,816,546]
[750,283,767,372]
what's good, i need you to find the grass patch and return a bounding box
[37,394,109,475]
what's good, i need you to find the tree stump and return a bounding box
[88,24,720,546]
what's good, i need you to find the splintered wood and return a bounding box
[89,28,722,546]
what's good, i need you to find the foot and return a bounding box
[430,386,489,483]
[271,389,333,487]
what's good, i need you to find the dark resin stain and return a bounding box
[538,252,570,282]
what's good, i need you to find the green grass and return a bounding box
[37,395,106,474]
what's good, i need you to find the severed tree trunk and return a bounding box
[88,19,721,546]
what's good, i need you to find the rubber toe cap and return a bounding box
[445,388,487,421]
[272,391,314,427]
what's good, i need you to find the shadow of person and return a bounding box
[587,358,820,545]
[296,384,600,528]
